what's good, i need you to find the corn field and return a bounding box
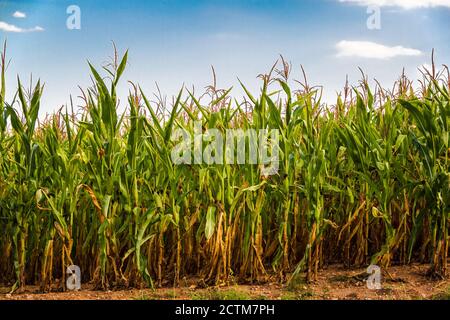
[0,44,448,292]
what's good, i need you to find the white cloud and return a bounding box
[13,11,26,18]
[339,0,450,9]
[336,41,422,59]
[0,21,45,33]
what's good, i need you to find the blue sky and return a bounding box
[0,0,449,115]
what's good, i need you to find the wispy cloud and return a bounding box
[33,26,45,32]
[13,11,27,18]
[336,40,422,59]
[339,0,450,9]
[0,21,44,33]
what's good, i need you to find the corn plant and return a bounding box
[0,43,448,292]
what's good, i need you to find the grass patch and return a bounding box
[191,288,251,300]
[281,290,314,300]
[134,293,157,300]
[432,286,450,300]
[281,285,315,300]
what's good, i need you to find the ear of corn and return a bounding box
[0,43,448,292]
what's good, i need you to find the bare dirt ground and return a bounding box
[0,264,448,300]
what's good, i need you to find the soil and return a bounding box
[0,264,448,300]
